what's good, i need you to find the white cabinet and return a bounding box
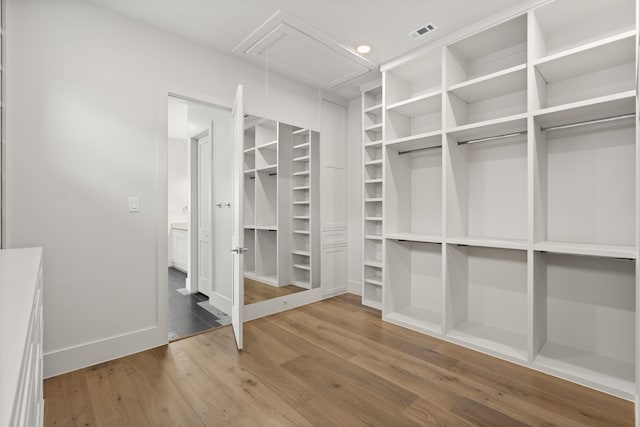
[169,228,188,272]
[0,248,44,427]
[321,244,347,297]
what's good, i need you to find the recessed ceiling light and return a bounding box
[356,45,371,54]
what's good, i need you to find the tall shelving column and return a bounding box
[361,83,384,309]
[243,123,257,279]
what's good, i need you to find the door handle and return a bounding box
[231,247,249,254]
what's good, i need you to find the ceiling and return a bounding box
[89,0,535,99]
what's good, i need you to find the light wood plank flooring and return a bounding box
[44,294,634,426]
[244,277,306,305]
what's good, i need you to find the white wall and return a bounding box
[347,98,362,295]
[6,0,321,377]
[168,138,189,228]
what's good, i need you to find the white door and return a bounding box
[231,85,245,349]
[197,129,213,296]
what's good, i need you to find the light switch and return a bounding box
[128,196,140,213]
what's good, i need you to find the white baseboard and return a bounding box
[43,326,166,379]
[210,291,231,315]
[348,279,362,295]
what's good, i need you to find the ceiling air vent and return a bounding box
[409,22,438,40]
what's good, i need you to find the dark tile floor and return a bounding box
[168,267,223,341]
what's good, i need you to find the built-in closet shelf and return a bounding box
[365,198,383,203]
[293,216,310,220]
[244,169,256,177]
[244,225,256,230]
[257,275,278,286]
[534,30,636,83]
[365,235,383,241]
[293,263,311,271]
[364,260,383,269]
[257,140,278,150]
[364,278,383,287]
[365,217,383,221]
[255,164,278,173]
[293,230,310,235]
[386,131,443,152]
[447,236,527,251]
[365,179,383,184]
[446,114,528,143]
[533,91,636,129]
[293,201,310,205]
[244,147,256,154]
[385,233,443,244]
[365,104,383,115]
[293,170,310,176]
[293,142,310,150]
[365,159,383,166]
[292,250,310,257]
[533,241,637,259]
[385,309,442,335]
[365,123,383,132]
[535,342,635,399]
[293,155,310,162]
[292,128,309,135]
[386,90,442,117]
[244,270,256,279]
[255,226,277,231]
[448,63,527,103]
[365,140,383,148]
[293,186,310,191]
[448,323,527,362]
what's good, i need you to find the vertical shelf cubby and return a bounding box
[362,83,384,309]
[385,53,442,145]
[533,252,636,398]
[384,239,443,334]
[446,15,528,130]
[446,245,528,361]
[530,0,636,110]
[255,229,278,285]
[385,135,442,242]
[243,229,256,278]
[445,130,528,248]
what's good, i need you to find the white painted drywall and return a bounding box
[5,0,320,377]
[347,98,362,295]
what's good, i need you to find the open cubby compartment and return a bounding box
[293,218,309,233]
[292,172,310,189]
[244,125,256,150]
[292,266,311,289]
[363,282,383,310]
[292,129,310,152]
[364,104,383,129]
[446,14,527,88]
[364,123,383,146]
[243,175,255,226]
[256,144,277,169]
[385,136,442,239]
[255,230,278,285]
[364,200,383,219]
[292,232,310,252]
[292,186,309,204]
[363,85,383,110]
[529,0,636,60]
[446,245,528,360]
[532,252,636,398]
[255,170,277,228]
[445,124,527,245]
[364,180,382,201]
[365,219,382,237]
[243,150,255,172]
[532,96,636,251]
[293,202,309,218]
[364,162,382,181]
[384,239,443,334]
[255,119,277,147]
[531,32,635,110]
[364,239,383,264]
[364,143,382,164]
[243,229,256,277]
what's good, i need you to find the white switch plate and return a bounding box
[128,196,140,213]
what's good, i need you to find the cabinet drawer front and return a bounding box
[323,229,347,246]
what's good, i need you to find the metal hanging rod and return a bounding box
[398,145,442,155]
[541,113,635,132]
[249,172,277,179]
[458,131,527,146]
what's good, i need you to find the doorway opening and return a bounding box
[167,95,233,341]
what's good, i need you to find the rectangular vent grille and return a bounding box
[409,22,438,40]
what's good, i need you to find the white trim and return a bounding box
[209,291,232,316]
[348,279,362,295]
[243,288,343,321]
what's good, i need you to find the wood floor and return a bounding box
[244,277,307,305]
[43,294,633,426]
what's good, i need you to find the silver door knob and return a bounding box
[231,247,249,254]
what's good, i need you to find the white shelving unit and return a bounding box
[361,83,384,309]
[290,127,321,289]
[369,0,640,401]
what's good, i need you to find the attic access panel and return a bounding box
[234,11,375,89]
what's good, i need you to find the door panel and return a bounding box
[197,133,212,296]
[231,85,244,349]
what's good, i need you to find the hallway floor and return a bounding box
[168,267,223,341]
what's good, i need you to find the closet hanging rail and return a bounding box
[457,131,527,146]
[398,145,442,155]
[541,113,635,132]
